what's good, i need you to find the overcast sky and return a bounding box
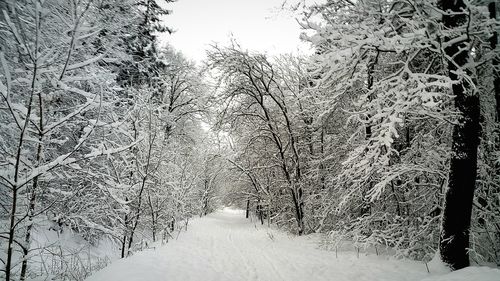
[160,0,311,63]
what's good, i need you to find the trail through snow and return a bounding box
[86,208,499,281]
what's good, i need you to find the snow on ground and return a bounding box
[25,219,117,281]
[85,208,500,281]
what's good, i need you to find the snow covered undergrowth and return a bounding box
[23,219,118,281]
[85,208,500,281]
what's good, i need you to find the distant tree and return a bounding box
[208,45,307,234]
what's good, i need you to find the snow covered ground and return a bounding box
[24,219,117,281]
[85,208,500,281]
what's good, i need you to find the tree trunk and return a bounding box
[439,0,480,270]
[204,197,209,216]
[256,200,265,225]
[170,216,175,232]
[290,186,305,235]
[121,213,129,258]
[20,146,42,281]
[489,2,499,121]
[20,88,45,280]
[147,192,156,242]
[127,124,153,255]
[245,199,250,219]
[5,32,39,280]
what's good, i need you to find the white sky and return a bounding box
[160,0,312,63]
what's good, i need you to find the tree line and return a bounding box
[0,1,225,280]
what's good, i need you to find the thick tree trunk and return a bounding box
[489,2,499,121]
[439,0,480,270]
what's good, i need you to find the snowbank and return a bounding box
[420,266,500,281]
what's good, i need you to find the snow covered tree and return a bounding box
[302,0,498,267]
[208,45,308,234]
[437,0,481,270]
[0,0,142,279]
[0,0,211,279]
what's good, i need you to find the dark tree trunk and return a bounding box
[245,199,250,219]
[170,216,175,232]
[289,187,305,235]
[204,198,209,216]
[121,235,127,258]
[439,0,481,270]
[257,203,264,225]
[489,2,499,121]
[121,213,129,258]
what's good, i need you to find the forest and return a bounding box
[0,0,498,280]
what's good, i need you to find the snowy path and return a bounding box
[86,208,499,281]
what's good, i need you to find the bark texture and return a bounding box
[439,0,481,270]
